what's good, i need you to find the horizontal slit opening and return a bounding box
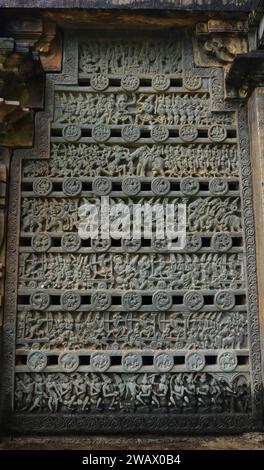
[205,356,217,365]
[174,356,185,365]
[142,356,153,365]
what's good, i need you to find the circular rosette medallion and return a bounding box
[122,177,141,196]
[92,124,111,142]
[122,238,141,253]
[31,233,52,253]
[92,176,112,195]
[214,291,235,311]
[61,233,81,252]
[151,177,170,195]
[122,292,142,311]
[184,75,202,91]
[121,74,140,91]
[90,352,111,372]
[60,290,81,311]
[179,124,198,142]
[121,125,140,142]
[152,74,170,91]
[33,177,52,196]
[186,352,206,372]
[91,238,111,252]
[151,125,169,143]
[62,177,82,196]
[62,124,82,142]
[122,353,143,372]
[218,352,238,372]
[211,233,232,252]
[30,291,50,311]
[185,234,202,253]
[59,352,79,373]
[183,291,204,311]
[27,351,47,372]
[153,291,172,311]
[154,353,174,372]
[90,74,109,91]
[209,178,228,196]
[180,177,199,196]
[91,291,111,310]
[209,125,227,143]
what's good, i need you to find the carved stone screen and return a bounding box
[2,32,263,433]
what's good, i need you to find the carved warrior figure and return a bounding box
[16,311,248,351]
[54,92,233,127]
[20,196,241,234]
[23,144,238,178]
[15,373,251,413]
[79,40,182,75]
[15,32,247,425]
[19,253,244,290]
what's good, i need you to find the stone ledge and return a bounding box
[0,0,253,12]
[0,433,264,450]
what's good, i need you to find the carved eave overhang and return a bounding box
[226,50,264,98]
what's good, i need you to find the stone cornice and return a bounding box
[0,1,253,12]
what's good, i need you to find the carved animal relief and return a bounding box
[2,33,262,433]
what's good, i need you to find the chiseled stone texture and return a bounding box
[0,433,264,450]
[0,0,252,11]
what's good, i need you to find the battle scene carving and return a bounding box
[3,32,261,431]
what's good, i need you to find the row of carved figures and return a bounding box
[15,372,250,413]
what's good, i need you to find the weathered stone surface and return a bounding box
[0,1,253,12]
[0,433,264,450]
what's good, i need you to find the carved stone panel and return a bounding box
[2,32,262,433]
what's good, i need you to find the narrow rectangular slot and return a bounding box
[143,296,153,305]
[171,79,183,87]
[227,130,237,138]
[202,238,211,247]
[112,297,122,305]
[141,182,151,191]
[51,296,61,305]
[111,239,121,246]
[235,295,246,305]
[111,356,122,365]
[111,130,121,137]
[52,182,62,192]
[198,130,208,138]
[237,356,249,366]
[204,295,214,305]
[174,356,185,365]
[142,356,153,365]
[16,355,27,365]
[199,182,208,191]
[228,181,239,191]
[173,295,183,304]
[21,182,33,191]
[20,237,31,246]
[205,356,217,365]
[170,182,180,191]
[81,239,91,247]
[18,295,30,305]
[79,356,90,365]
[232,237,243,247]
[82,182,93,191]
[52,238,61,247]
[142,239,151,247]
[112,182,122,191]
[48,356,58,365]
[51,128,62,137]
[82,129,91,137]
